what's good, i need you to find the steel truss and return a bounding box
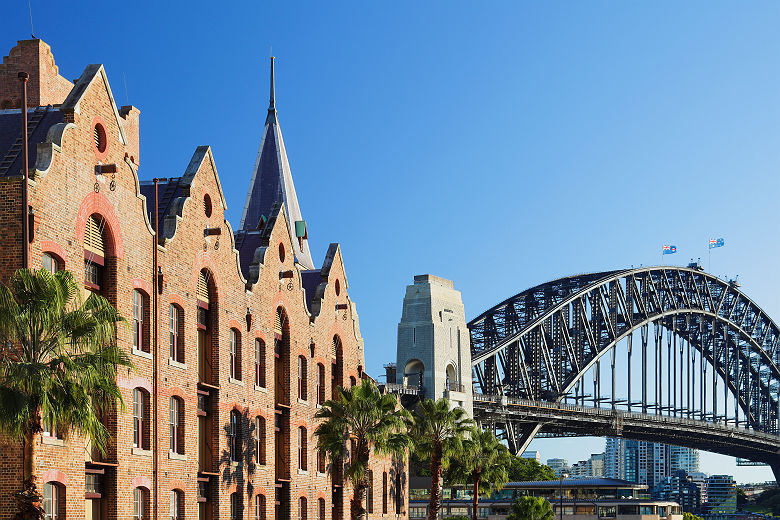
[468,267,780,461]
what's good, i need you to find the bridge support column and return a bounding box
[772,464,780,485]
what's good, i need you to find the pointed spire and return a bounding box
[269,56,275,111]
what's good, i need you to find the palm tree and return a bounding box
[507,496,554,520]
[315,379,411,520]
[409,398,473,520]
[0,269,132,519]
[446,426,512,520]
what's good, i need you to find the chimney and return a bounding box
[0,39,73,109]
[120,105,141,165]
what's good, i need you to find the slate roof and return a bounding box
[0,107,63,177]
[139,177,186,239]
[238,57,315,270]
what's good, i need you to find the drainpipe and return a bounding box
[18,72,29,269]
[152,178,160,520]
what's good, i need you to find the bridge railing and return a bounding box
[381,383,423,396]
[473,394,779,442]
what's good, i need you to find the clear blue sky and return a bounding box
[3,1,779,483]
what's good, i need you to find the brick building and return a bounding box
[0,39,407,520]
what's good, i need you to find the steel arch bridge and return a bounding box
[468,266,780,477]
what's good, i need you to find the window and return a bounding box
[133,388,150,449]
[230,329,242,381]
[230,410,241,462]
[382,471,388,514]
[134,487,149,520]
[83,215,105,290]
[133,290,149,353]
[231,492,241,520]
[255,416,266,465]
[298,497,307,520]
[169,304,184,362]
[42,414,60,439]
[43,482,62,520]
[317,449,326,474]
[598,506,617,518]
[318,498,325,520]
[170,490,182,520]
[298,426,307,470]
[170,396,184,454]
[316,364,325,405]
[255,339,266,388]
[367,471,374,513]
[350,376,356,388]
[396,472,402,513]
[42,252,61,273]
[298,356,307,400]
[255,494,266,520]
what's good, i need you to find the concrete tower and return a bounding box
[396,274,473,416]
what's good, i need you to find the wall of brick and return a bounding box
[0,39,408,520]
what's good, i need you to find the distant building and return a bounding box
[521,451,541,463]
[704,475,737,514]
[653,471,703,513]
[547,459,570,478]
[589,453,606,478]
[605,438,699,488]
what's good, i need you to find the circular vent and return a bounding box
[93,123,107,154]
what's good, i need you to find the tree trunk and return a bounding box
[15,418,44,520]
[471,473,479,520]
[428,444,443,520]
[353,480,366,520]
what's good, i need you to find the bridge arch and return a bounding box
[468,266,780,470]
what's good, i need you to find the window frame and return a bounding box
[298,426,307,471]
[298,355,307,401]
[133,388,150,449]
[230,328,242,381]
[316,363,325,405]
[169,396,184,454]
[169,304,184,363]
[230,409,241,462]
[256,416,266,465]
[255,338,266,388]
[298,497,307,520]
[43,482,60,520]
[134,487,148,520]
[255,494,266,520]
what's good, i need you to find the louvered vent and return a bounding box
[84,216,105,257]
[332,336,340,359]
[197,271,210,303]
[274,308,283,335]
[93,126,101,149]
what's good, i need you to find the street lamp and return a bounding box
[559,472,569,520]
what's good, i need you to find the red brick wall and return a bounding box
[0,40,408,520]
[0,39,73,108]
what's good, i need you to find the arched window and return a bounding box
[170,396,184,454]
[169,304,184,363]
[133,487,149,520]
[382,471,388,514]
[255,339,266,388]
[317,498,325,520]
[133,388,150,450]
[395,471,402,513]
[255,494,266,520]
[367,470,374,513]
[274,307,290,406]
[169,489,183,520]
[84,214,106,291]
[255,416,266,465]
[404,359,425,389]
[316,363,325,405]
[197,269,215,385]
[298,355,307,401]
[43,482,65,520]
[445,364,458,391]
[298,497,307,520]
[230,409,241,462]
[230,328,242,381]
[331,336,343,399]
[317,448,326,474]
[42,252,62,274]
[230,492,242,520]
[298,426,307,471]
[133,290,150,353]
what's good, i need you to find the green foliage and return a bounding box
[314,379,411,520]
[506,456,557,482]
[507,496,554,520]
[443,516,470,520]
[446,426,512,496]
[683,512,704,520]
[752,488,780,516]
[410,398,473,520]
[0,268,132,454]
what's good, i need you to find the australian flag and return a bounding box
[709,238,725,249]
[662,245,677,254]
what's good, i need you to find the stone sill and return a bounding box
[316,472,327,478]
[168,451,187,461]
[297,398,309,406]
[131,348,153,360]
[228,377,244,387]
[41,436,65,447]
[168,358,187,370]
[297,469,309,476]
[255,385,268,394]
[132,447,152,457]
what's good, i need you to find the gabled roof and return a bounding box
[239,57,314,270]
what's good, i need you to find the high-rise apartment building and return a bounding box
[605,438,699,488]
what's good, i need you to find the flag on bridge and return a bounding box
[662,245,677,254]
[709,238,725,249]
